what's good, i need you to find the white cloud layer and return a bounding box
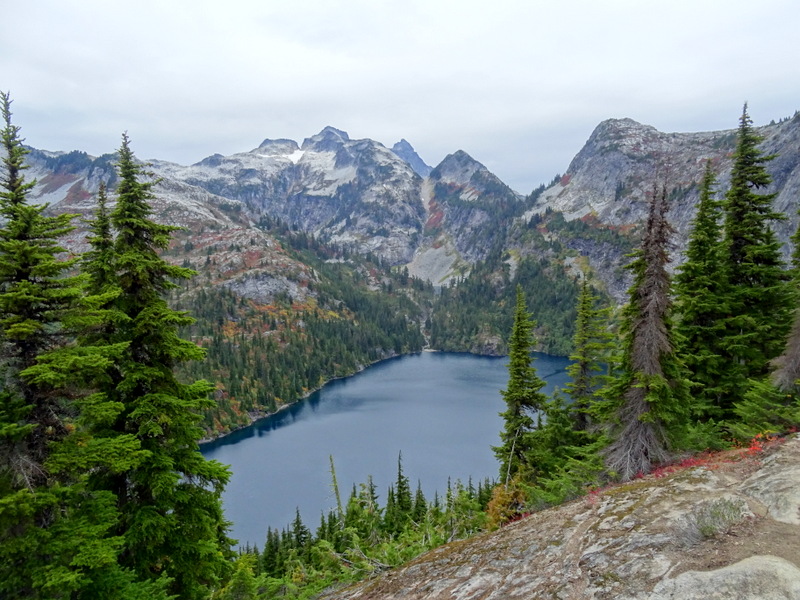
[2,0,799,193]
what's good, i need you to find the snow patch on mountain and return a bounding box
[286,150,304,164]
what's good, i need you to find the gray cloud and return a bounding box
[2,0,799,194]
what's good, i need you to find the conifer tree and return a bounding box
[564,278,613,431]
[0,91,80,480]
[730,207,800,438]
[717,104,793,416]
[219,554,259,600]
[92,133,233,599]
[394,452,412,517]
[493,285,547,483]
[0,93,165,600]
[83,182,116,295]
[601,184,691,481]
[673,161,728,418]
[412,482,427,523]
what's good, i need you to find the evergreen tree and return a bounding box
[673,161,728,419]
[601,184,692,481]
[0,91,80,481]
[382,455,413,536]
[83,182,116,295]
[717,104,794,416]
[731,206,800,438]
[493,285,547,483]
[412,482,427,523]
[290,508,311,552]
[394,452,412,517]
[564,278,613,431]
[0,93,165,600]
[92,133,233,599]
[219,554,259,600]
[383,486,399,535]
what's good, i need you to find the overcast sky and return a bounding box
[2,0,799,194]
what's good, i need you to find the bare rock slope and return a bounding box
[320,436,800,599]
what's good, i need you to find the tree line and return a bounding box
[218,457,494,599]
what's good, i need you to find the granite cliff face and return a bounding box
[406,150,524,284]
[159,129,523,283]
[530,114,800,255]
[318,436,800,600]
[152,126,425,266]
[391,139,433,178]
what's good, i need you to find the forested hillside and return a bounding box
[174,222,431,436]
[172,214,598,437]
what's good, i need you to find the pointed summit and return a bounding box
[302,126,350,151]
[431,150,486,184]
[391,139,432,177]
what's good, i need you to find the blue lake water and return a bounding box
[201,351,571,546]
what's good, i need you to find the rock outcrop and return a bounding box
[319,436,800,599]
[530,114,800,258]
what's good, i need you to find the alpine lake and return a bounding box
[201,351,571,546]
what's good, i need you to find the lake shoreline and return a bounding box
[198,347,561,447]
[199,349,421,445]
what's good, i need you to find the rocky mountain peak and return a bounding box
[591,116,656,139]
[391,138,432,177]
[255,138,300,155]
[431,149,486,185]
[301,126,351,152]
[194,153,226,168]
[569,117,678,173]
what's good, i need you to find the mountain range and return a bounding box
[27,111,800,303]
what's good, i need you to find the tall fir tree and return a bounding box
[601,184,692,481]
[493,285,547,483]
[673,161,729,419]
[0,93,166,600]
[0,91,80,480]
[564,278,613,431]
[83,182,116,295]
[717,104,793,417]
[730,206,800,438]
[89,133,233,599]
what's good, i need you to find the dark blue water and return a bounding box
[201,351,571,546]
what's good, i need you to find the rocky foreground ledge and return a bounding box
[319,436,800,599]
